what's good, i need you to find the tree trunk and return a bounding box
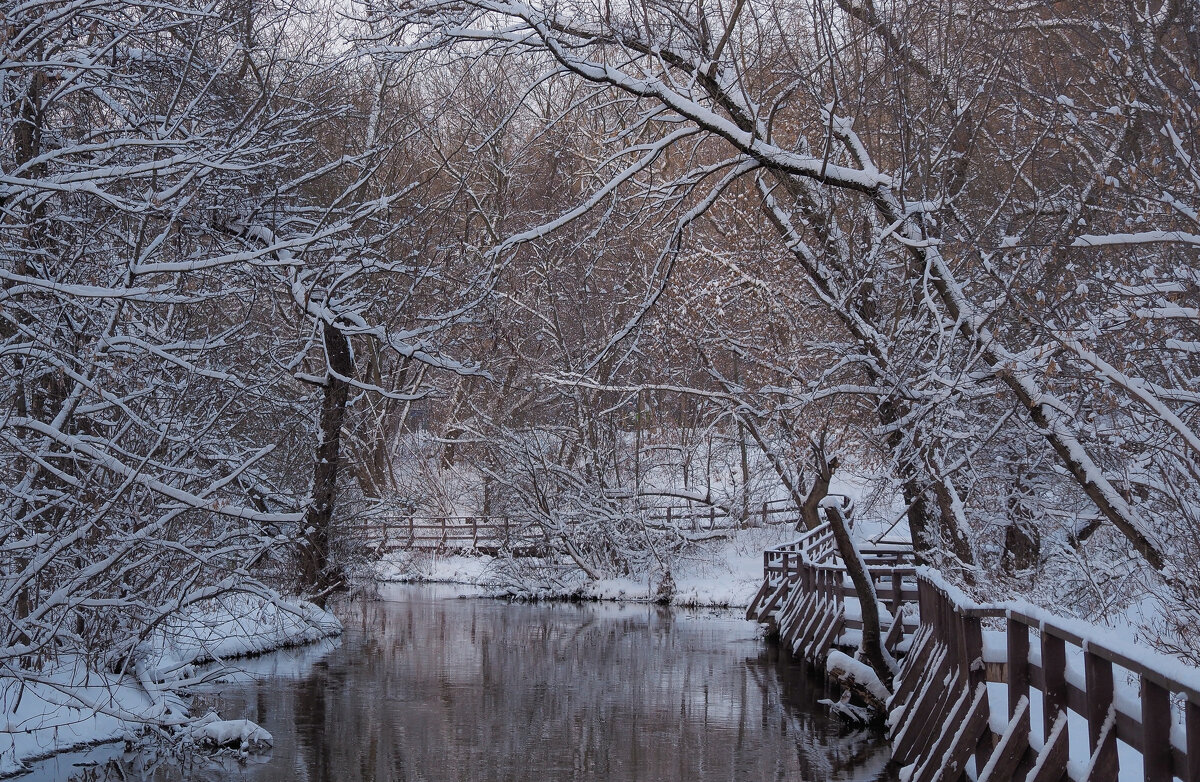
[300,321,353,605]
[800,437,837,531]
[825,503,896,690]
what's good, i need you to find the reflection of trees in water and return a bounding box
[744,645,897,781]
[51,745,274,782]
[47,591,894,782]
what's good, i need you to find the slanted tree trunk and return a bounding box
[825,502,896,690]
[802,437,895,689]
[300,321,353,605]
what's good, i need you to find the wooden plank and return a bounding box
[884,606,907,655]
[1084,650,1117,782]
[1027,712,1069,782]
[894,658,958,765]
[791,577,825,650]
[757,580,791,624]
[930,683,990,782]
[1187,697,1200,782]
[980,695,1030,782]
[1140,677,1171,782]
[894,663,955,765]
[778,589,812,648]
[1042,633,1068,748]
[785,584,817,640]
[890,625,935,716]
[804,569,835,651]
[744,579,774,621]
[811,604,844,663]
[908,677,975,782]
[961,614,992,773]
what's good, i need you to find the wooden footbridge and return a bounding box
[747,517,1200,782]
[353,497,805,554]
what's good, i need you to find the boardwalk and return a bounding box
[353,497,806,554]
[748,517,1200,782]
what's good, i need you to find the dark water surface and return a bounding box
[29,585,895,781]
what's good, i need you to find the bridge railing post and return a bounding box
[1186,698,1199,782]
[1007,615,1029,721]
[1084,649,1118,782]
[1041,630,1068,748]
[1141,677,1171,782]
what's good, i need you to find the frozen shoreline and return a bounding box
[0,594,341,778]
[371,525,806,609]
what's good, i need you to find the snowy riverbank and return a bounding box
[0,594,341,777]
[372,525,804,608]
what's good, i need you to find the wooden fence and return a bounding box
[745,522,918,666]
[354,496,808,553]
[644,496,830,531]
[749,529,1200,782]
[352,516,548,553]
[891,577,1200,782]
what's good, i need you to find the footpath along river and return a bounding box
[24,584,896,781]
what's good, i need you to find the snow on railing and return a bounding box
[748,528,1200,781]
[892,573,1200,782]
[745,521,919,666]
[352,516,550,552]
[355,497,802,553]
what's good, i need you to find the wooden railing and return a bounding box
[644,496,818,531]
[750,536,1200,782]
[354,496,807,553]
[352,516,549,552]
[745,520,919,666]
[892,576,1200,782]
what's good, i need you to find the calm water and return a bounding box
[27,585,895,781]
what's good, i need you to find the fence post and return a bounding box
[1083,650,1117,782]
[891,571,902,615]
[1007,616,1029,720]
[1141,677,1171,782]
[762,501,769,527]
[1042,632,1068,747]
[782,552,792,599]
[709,506,715,530]
[1187,697,1199,782]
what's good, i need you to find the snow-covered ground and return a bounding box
[374,524,804,608]
[0,594,340,777]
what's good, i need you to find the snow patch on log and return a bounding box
[827,650,892,704]
[186,714,273,750]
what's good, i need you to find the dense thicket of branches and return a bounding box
[0,0,483,678]
[2,0,1198,682]
[369,0,1200,651]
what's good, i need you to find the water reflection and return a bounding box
[26,585,895,781]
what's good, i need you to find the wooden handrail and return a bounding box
[900,574,1200,782]
[750,529,1200,782]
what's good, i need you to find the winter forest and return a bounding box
[2,0,1200,775]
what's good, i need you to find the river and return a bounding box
[24,585,895,781]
